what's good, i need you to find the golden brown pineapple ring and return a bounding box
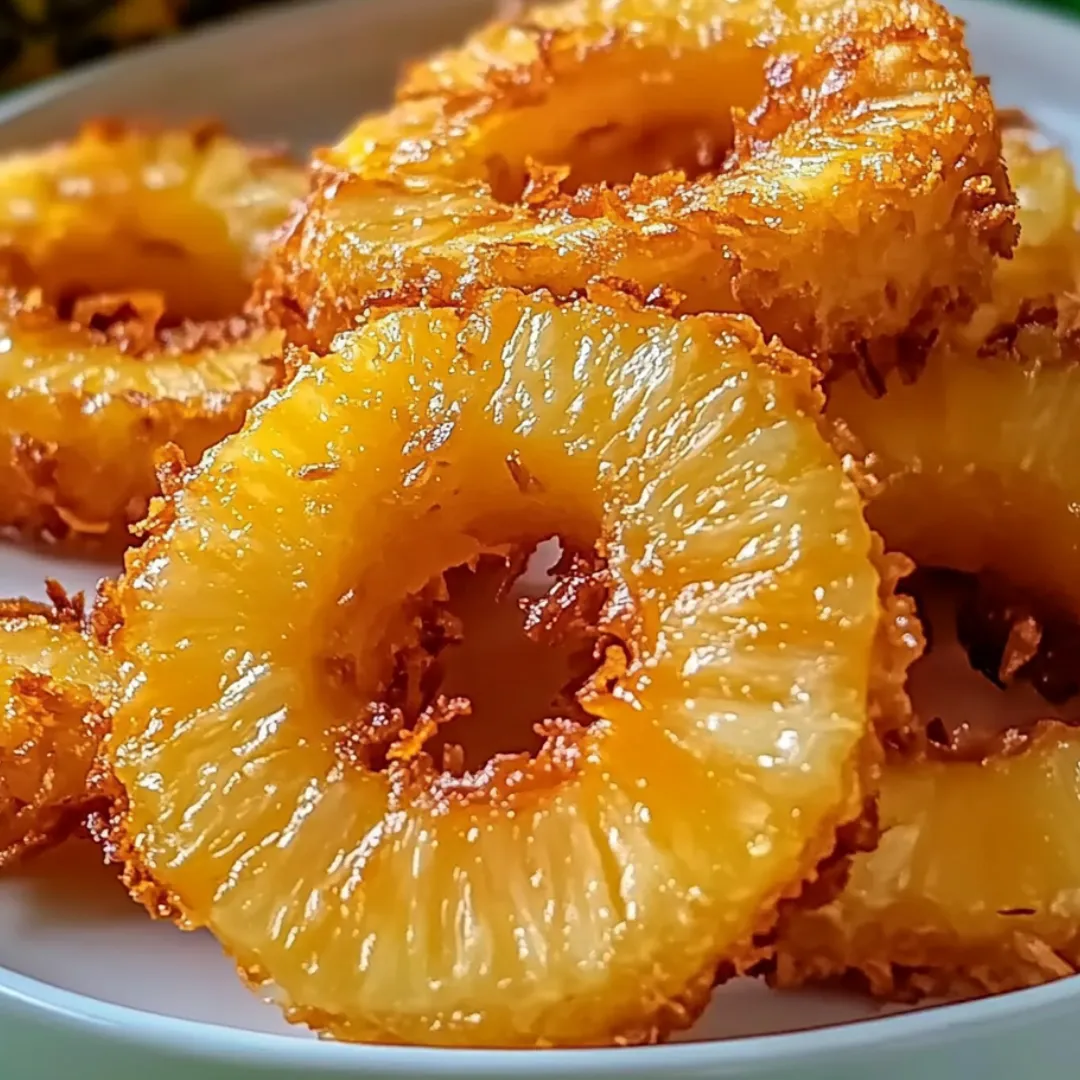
[785,127,1080,999]
[828,127,1080,614]
[776,723,1080,998]
[0,593,114,867]
[266,0,1013,359]
[103,290,883,1047]
[971,124,1080,336]
[0,120,305,549]
[0,120,297,320]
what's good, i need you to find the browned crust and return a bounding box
[869,542,926,752]
[233,934,720,1047]
[770,722,1080,1000]
[973,292,1080,367]
[820,395,926,747]
[747,545,902,981]
[69,116,298,177]
[96,284,884,1045]
[262,0,1015,371]
[745,448,921,974]
[0,670,108,867]
[0,583,88,632]
[0,298,285,551]
[227,968,717,1048]
[0,376,277,553]
[773,925,1080,1003]
[0,121,301,552]
[0,598,112,867]
[85,545,181,916]
[996,107,1036,133]
[86,769,190,925]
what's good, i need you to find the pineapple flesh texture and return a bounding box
[0,121,305,320]
[108,291,880,1047]
[267,0,1011,360]
[0,122,303,545]
[0,613,112,865]
[827,127,1080,612]
[777,724,1080,997]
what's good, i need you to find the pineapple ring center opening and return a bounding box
[3,134,254,329]
[339,539,613,784]
[904,569,1080,758]
[37,247,245,335]
[488,115,739,203]
[475,46,771,205]
[1,239,250,355]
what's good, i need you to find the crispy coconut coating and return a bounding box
[827,127,1080,614]
[0,121,304,548]
[972,125,1080,340]
[0,297,282,549]
[0,593,113,867]
[787,126,1080,999]
[263,0,1014,360]
[775,724,1080,999]
[0,120,302,320]
[868,543,925,749]
[102,290,883,1047]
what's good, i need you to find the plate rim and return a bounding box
[0,0,1079,1070]
[2,961,1079,1075]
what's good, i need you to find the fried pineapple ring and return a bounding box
[265,0,1013,359]
[776,724,1080,998]
[828,127,1080,612]
[0,596,112,866]
[0,121,298,319]
[0,121,305,548]
[778,127,1080,996]
[970,125,1080,337]
[102,290,883,1047]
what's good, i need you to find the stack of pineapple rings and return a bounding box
[0,120,305,549]
[1,0,1079,1050]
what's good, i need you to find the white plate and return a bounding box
[1,1,1079,1076]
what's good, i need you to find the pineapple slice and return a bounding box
[973,125,1080,339]
[0,299,282,548]
[0,120,304,321]
[828,342,1080,612]
[827,127,1080,612]
[103,290,883,1047]
[794,127,1080,999]
[0,121,304,548]
[776,724,1080,997]
[264,0,1012,359]
[0,599,113,866]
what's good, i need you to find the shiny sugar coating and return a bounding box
[104,289,882,1047]
[0,603,113,866]
[264,0,1014,363]
[776,723,1080,998]
[789,124,1080,1004]
[0,121,304,549]
[827,128,1080,617]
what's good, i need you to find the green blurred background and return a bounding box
[0,1,282,88]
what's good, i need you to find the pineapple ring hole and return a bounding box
[339,539,614,785]
[487,115,739,203]
[20,245,246,339]
[904,569,1080,757]
[2,203,252,330]
[0,123,262,331]
[0,229,252,358]
[477,49,770,204]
